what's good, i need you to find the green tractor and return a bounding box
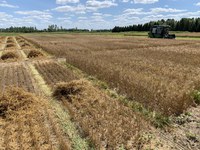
[148,25,176,39]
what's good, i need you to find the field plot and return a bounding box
[34,61,78,87]
[16,36,35,50]
[0,88,70,150]
[0,63,36,94]
[5,37,17,50]
[27,34,200,115]
[53,79,145,149]
[19,41,33,49]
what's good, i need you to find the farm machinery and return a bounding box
[148,25,176,39]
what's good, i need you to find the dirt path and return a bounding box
[162,105,200,150]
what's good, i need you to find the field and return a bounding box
[0,34,199,149]
[21,31,200,40]
[26,34,200,115]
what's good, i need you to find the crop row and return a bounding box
[16,37,35,50]
[34,61,78,87]
[0,64,36,94]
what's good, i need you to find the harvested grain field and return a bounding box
[0,34,199,150]
[26,34,200,115]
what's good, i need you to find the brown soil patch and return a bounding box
[1,52,18,61]
[27,50,44,58]
[53,79,146,149]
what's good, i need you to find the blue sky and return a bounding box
[0,0,200,29]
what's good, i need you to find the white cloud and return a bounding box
[0,12,13,22]
[196,2,200,6]
[122,0,129,2]
[78,16,87,20]
[56,0,79,4]
[0,0,18,8]
[58,17,71,19]
[15,11,52,20]
[57,17,72,24]
[53,5,86,14]
[53,0,117,13]
[0,12,37,28]
[92,12,112,18]
[151,8,186,14]
[93,12,102,16]
[140,11,200,25]
[167,11,200,19]
[86,0,117,10]
[123,8,144,15]
[15,10,49,15]
[134,0,158,4]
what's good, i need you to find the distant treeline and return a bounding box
[1,18,200,33]
[0,24,112,33]
[0,25,90,33]
[112,18,200,32]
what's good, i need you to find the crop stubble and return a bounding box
[34,61,78,87]
[0,88,71,150]
[0,64,36,94]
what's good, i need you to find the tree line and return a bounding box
[112,18,200,32]
[0,25,90,33]
[1,18,200,33]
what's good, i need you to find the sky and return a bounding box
[0,0,200,29]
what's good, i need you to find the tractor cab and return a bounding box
[148,25,176,39]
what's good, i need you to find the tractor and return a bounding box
[148,25,176,39]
